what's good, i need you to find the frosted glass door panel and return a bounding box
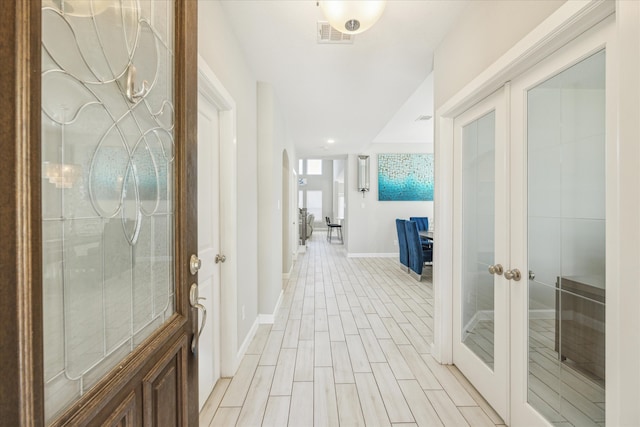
[527,50,606,426]
[462,111,496,370]
[42,0,175,422]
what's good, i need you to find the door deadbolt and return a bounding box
[189,254,202,275]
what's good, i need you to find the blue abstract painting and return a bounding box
[378,153,434,201]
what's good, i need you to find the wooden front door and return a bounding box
[0,1,199,425]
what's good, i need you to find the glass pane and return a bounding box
[461,111,496,370]
[527,50,606,426]
[307,159,323,175]
[42,0,175,422]
[306,190,323,221]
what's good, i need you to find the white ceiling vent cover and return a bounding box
[317,21,354,44]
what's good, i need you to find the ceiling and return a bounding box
[219,0,468,158]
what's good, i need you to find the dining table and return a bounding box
[419,230,434,241]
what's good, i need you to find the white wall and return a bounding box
[198,0,258,349]
[434,0,566,110]
[346,144,434,256]
[257,82,297,317]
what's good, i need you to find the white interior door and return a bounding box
[453,87,509,421]
[509,16,613,426]
[197,92,222,410]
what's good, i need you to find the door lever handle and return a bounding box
[189,283,207,354]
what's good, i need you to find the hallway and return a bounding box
[199,232,504,426]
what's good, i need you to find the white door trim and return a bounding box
[433,0,614,363]
[197,56,239,376]
[434,0,640,425]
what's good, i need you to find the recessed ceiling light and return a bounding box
[327,139,335,144]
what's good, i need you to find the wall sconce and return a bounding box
[357,155,370,197]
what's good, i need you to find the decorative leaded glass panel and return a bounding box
[41,0,175,422]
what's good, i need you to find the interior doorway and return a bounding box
[196,56,239,408]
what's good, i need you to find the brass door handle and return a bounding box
[488,264,504,275]
[505,269,522,281]
[189,283,207,354]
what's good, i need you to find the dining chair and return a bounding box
[405,220,433,281]
[325,216,343,243]
[395,219,410,273]
[410,216,432,245]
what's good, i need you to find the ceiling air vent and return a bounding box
[317,21,354,44]
[415,115,433,121]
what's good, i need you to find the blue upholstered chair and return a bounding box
[410,216,432,245]
[405,220,433,280]
[395,219,409,272]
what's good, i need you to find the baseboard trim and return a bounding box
[347,252,397,258]
[283,263,294,280]
[259,290,284,324]
[236,317,259,365]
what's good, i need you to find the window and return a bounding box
[306,159,323,175]
[306,190,322,221]
[298,190,303,209]
[298,159,304,175]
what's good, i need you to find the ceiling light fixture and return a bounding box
[318,1,387,35]
[327,139,335,144]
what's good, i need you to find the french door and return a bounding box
[1,1,199,425]
[452,87,510,420]
[454,14,613,426]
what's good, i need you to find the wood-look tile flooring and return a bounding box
[200,232,505,426]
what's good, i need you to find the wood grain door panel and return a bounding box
[143,336,189,427]
[0,0,199,425]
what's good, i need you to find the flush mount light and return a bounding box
[327,139,335,144]
[318,1,387,35]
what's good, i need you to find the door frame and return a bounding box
[0,1,199,424]
[197,56,239,377]
[434,0,640,425]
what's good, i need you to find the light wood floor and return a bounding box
[199,231,505,427]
